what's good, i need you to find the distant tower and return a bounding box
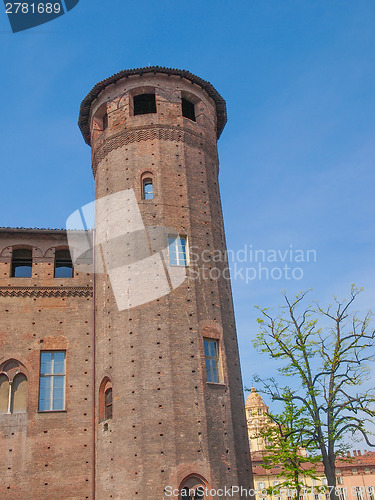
[79,66,252,499]
[245,387,270,454]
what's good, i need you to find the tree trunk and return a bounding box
[324,464,339,500]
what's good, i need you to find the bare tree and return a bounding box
[253,286,375,500]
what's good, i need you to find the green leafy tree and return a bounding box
[258,390,321,500]
[253,286,375,500]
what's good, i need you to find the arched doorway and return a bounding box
[179,474,208,499]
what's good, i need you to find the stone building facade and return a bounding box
[0,67,253,499]
[247,389,375,500]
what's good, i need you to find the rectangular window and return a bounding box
[168,235,187,266]
[39,351,66,411]
[105,388,113,420]
[11,248,32,277]
[337,477,343,485]
[102,113,108,130]
[204,338,221,383]
[338,489,347,500]
[181,98,196,121]
[355,488,364,500]
[133,93,156,115]
[54,249,73,278]
[143,178,153,200]
[368,487,374,500]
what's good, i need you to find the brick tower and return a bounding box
[78,66,252,499]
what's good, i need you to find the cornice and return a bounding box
[0,286,93,298]
[92,123,218,176]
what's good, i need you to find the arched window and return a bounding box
[11,248,32,277]
[141,172,154,200]
[0,360,28,414]
[179,474,208,500]
[181,487,204,499]
[54,249,73,278]
[0,374,10,413]
[99,377,112,422]
[10,373,27,413]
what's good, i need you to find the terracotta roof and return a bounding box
[251,451,375,476]
[78,66,227,145]
[336,451,375,468]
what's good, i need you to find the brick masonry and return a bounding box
[0,230,93,499]
[87,69,253,499]
[0,68,253,500]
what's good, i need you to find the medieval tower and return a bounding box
[0,67,252,499]
[78,66,252,498]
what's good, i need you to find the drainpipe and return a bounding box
[92,228,96,500]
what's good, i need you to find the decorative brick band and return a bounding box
[92,124,217,175]
[0,286,93,298]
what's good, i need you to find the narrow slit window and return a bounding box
[168,236,187,266]
[38,351,66,412]
[54,249,73,278]
[105,387,113,420]
[182,98,196,121]
[11,248,32,278]
[0,374,10,414]
[133,93,156,115]
[10,373,27,413]
[204,338,221,383]
[143,178,153,200]
[338,490,347,500]
[102,113,108,131]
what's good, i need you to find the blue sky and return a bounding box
[1,1,375,444]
